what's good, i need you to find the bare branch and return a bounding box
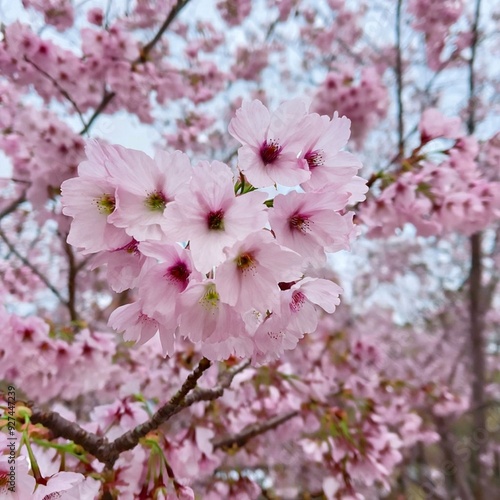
[79,90,115,136]
[213,410,299,451]
[24,57,86,128]
[0,193,26,221]
[136,0,191,64]
[0,227,68,306]
[395,0,404,159]
[30,407,109,458]
[63,241,79,322]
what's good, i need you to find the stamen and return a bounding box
[289,214,312,234]
[236,252,255,272]
[260,139,282,165]
[95,193,116,215]
[199,283,220,310]
[290,290,306,312]
[207,209,225,230]
[304,149,325,169]
[145,191,167,212]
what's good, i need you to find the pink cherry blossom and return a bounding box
[216,231,303,313]
[162,160,268,273]
[177,280,253,360]
[298,112,363,193]
[61,175,129,254]
[228,99,311,187]
[284,277,342,334]
[269,190,355,265]
[107,149,192,241]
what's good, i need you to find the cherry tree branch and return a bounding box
[213,410,299,451]
[24,56,86,128]
[62,241,79,322]
[395,0,404,158]
[29,358,251,468]
[0,227,68,306]
[0,193,26,221]
[466,0,485,497]
[136,0,191,64]
[79,90,116,136]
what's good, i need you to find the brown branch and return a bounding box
[0,227,68,306]
[213,410,299,451]
[136,0,192,64]
[29,358,251,468]
[0,193,26,220]
[395,0,404,159]
[466,1,485,497]
[79,90,116,136]
[102,357,212,466]
[30,408,109,458]
[24,57,86,128]
[63,241,78,322]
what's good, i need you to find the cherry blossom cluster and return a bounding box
[217,0,252,26]
[0,306,443,499]
[0,307,116,404]
[408,0,464,70]
[21,0,75,32]
[312,66,389,147]
[0,81,84,207]
[61,99,366,363]
[360,108,500,237]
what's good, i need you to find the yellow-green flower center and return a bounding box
[145,191,167,212]
[96,194,116,215]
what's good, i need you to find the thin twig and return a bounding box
[395,0,404,159]
[0,193,25,221]
[135,0,191,64]
[213,410,299,451]
[0,227,68,306]
[79,90,115,136]
[63,241,78,322]
[24,57,86,128]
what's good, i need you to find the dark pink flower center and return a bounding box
[260,140,282,165]
[290,290,306,312]
[207,209,225,230]
[289,213,312,234]
[165,261,190,289]
[304,149,324,169]
[114,239,140,255]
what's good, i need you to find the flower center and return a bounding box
[290,290,306,312]
[95,193,116,215]
[304,149,325,169]
[236,252,255,272]
[289,213,312,234]
[207,209,225,230]
[165,261,190,289]
[260,139,282,165]
[200,283,220,310]
[145,191,167,212]
[114,239,140,255]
